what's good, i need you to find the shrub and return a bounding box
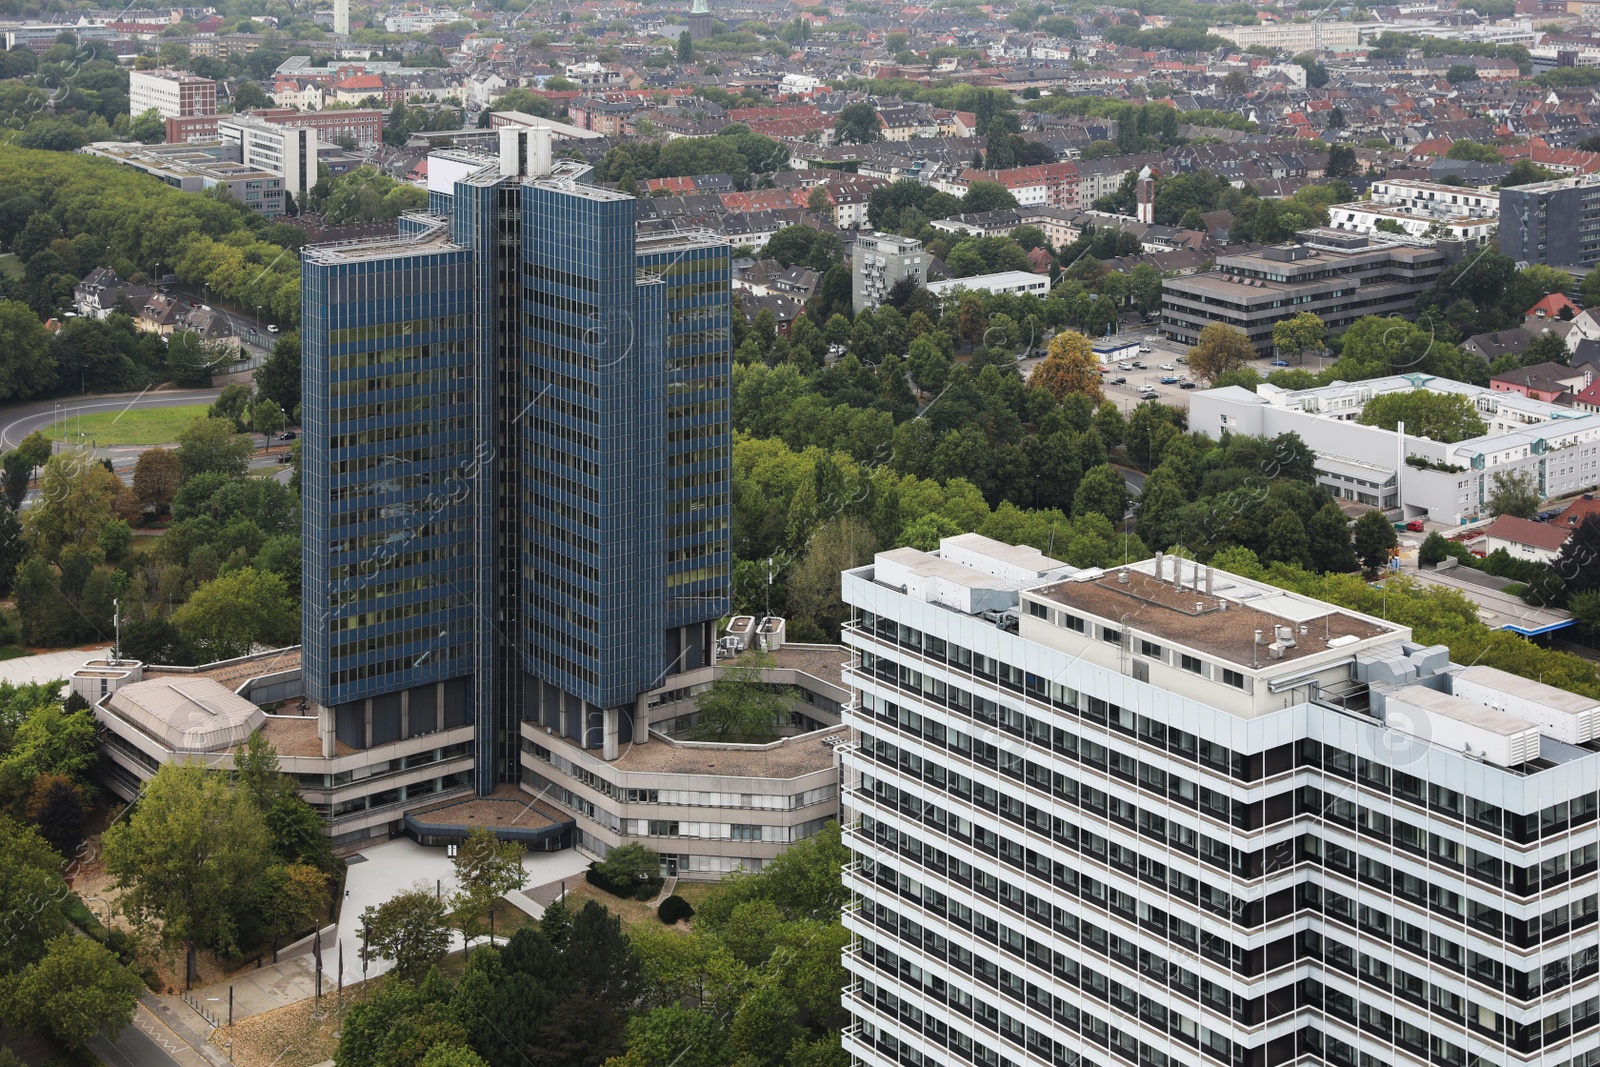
[658,895,695,924]
[634,882,659,901]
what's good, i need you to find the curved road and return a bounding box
[0,387,224,467]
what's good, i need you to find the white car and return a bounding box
[267,324,280,333]
[1138,343,1152,353]
[1159,362,1175,371]
[1139,385,1158,396]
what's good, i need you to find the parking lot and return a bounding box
[1023,323,1336,412]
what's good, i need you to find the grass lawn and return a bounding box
[43,404,211,446]
[0,253,22,279]
[0,647,29,661]
[559,879,718,933]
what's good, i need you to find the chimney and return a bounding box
[1205,566,1214,596]
[1154,550,1164,582]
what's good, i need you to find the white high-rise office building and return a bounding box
[839,534,1600,1067]
[217,114,318,199]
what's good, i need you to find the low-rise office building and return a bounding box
[1162,230,1450,352]
[81,629,847,869]
[82,141,291,216]
[927,270,1051,300]
[1191,373,1600,522]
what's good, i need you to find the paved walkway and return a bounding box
[328,839,589,985]
[169,956,321,1027]
[0,646,107,687]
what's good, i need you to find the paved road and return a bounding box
[89,998,216,1067]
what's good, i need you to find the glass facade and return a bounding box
[301,152,731,791]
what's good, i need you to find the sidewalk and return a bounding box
[0,646,107,687]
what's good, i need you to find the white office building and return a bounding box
[927,270,1051,301]
[1191,374,1600,523]
[839,533,1600,1067]
[217,113,318,199]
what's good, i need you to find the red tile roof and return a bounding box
[1482,514,1571,553]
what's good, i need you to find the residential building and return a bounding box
[853,231,927,313]
[1479,513,1573,562]
[1499,174,1600,267]
[927,270,1050,300]
[1162,231,1449,352]
[129,68,216,120]
[297,128,737,850]
[1490,361,1592,402]
[1191,374,1600,523]
[840,532,1600,1067]
[217,113,318,199]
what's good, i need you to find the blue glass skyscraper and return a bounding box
[301,128,731,805]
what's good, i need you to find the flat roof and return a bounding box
[1390,685,1538,738]
[547,722,843,779]
[1458,664,1600,715]
[1030,565,1394,668]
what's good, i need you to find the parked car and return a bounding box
[1118,362,1132,370]
[1130,361,1147,369]
[1176,356,1186,364]
[1160,376,1180,384]
[1270,359,1289,367]
[1138,343,1152,353]
[279,431,297,440]
[1159,363,1175,371]
[1406,519,1424,532]
[1179,381,1197,390]
[1110,376,1127,385]
[1139,385,1158,396]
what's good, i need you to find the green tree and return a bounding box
[103,763,274,981]
[23,452,124,562]
[1502,159,1560,188]
[1308,502,1359,573]
[172,567,297,661]
[613,1005,730,1067]
[1446,63,1479,83]
[452,826,527,939]
[1326,143,1358,179]
[1073,463,1127,521]
[176,415,253,479]
[129,106,165,144]
[253,397,287,451]
[0,300,57,402]
[1356,390,1486,443]
[786,516,878,642]
[0,817,74,973]
[833,102,879,144]
[962,179,1019,214]
[677,30,693,62]
[7,935,143,1048]
[1487,468,1541,518]
[362,889,452,983]
[210,382,253,430]
[255,331,301,413]
[1445,140,1502,163]
[1186,322,1255,383]
[691,649,793,743]
[1271,311,1325,363]
[1352,509,1398,573]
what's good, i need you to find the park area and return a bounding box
[42,404,211,446]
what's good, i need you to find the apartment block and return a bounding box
[839,532,1600,1067]
[1499,175,1600,268]
[129,68,216,120]
[1162,231,1449,352]
[854,232,927,313]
